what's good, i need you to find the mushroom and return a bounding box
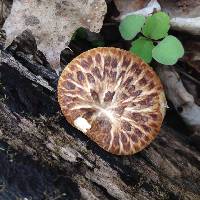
[58,47,166,155]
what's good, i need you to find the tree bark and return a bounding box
[0,31,200,200]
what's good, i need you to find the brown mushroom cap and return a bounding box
[58,47,166,155]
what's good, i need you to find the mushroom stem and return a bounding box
[156,65,200,130]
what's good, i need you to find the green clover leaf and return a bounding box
[119,15,145,40]
[152,35,184,65]
[130,36,154,63]
[142,12,170,40]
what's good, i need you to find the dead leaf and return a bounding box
[113,0,161,19]
[3,0,107,69]
[159,0,200,18]
[114,0,150,16]
[159,0,200,35]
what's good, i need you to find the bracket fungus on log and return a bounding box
[58,47,167,155]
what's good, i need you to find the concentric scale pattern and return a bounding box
[58,47,166,155]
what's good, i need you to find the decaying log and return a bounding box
[0,32,200,200]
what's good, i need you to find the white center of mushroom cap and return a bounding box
[74,117,91,133]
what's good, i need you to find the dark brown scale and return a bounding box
[95,53,101,63]
[130,63,139,72]
[142,125,151,132]
[138,98,153,107]
[141,63,147,69]
[97,117,112,132]
[137,99,147,106]
[92,67,102,80]
[146,94,156,103]
[122,56,131,68]
[111,58,118,68]
[82,109,96,119]
[148,81,155,90]
[66,102,77,109]
[144,135,150,142]
[148,92,158,98]
[123,77,133,87]
[70,65,76,71]
[131,90,142,98]
[150,113,158,120]
[81,60,90,69]
[65,72,74,80]
[86,73,95,84]
[157,86,163,91]
[122,121,132,131]
[118,71,126,80]
[146,70,154,78]
[120,93,128,101]
[64,81,76,90]
[121,133,128,143]
[87,55,93,65]
[151,122,159,129]
[131,113,142,122]
[138,93,157,107]
[104,91,115,102]
[138,77,148,86]
[113,134,120,147]
[104,55,111,66]
[135,128,143,138]
[77,71,85,82]
[103,68,110,80]
[131,102,136,107]
[123,142,131,152]
[61,96,73,104]
[128,85,136,95]
[90,89,100,102]
[135,68,142,76]
[110,71,117,81]
[131,113,148,123]
[103,134,111,148]
[130,134,138,143]
[113,106,125,115]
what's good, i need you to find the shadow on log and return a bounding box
[0,31,200,200]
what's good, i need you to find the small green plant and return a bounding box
[72,27,105,47]
[119,12,184,65]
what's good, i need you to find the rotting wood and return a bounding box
[0,31,200,200]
